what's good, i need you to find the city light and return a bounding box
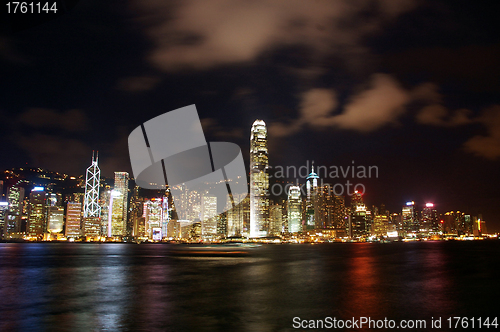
[111,190,122,197]
[0,121,491,244]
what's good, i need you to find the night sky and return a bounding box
[1,0,499,231]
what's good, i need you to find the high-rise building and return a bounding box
[420,203,439,235]
[250,119,269,237]
[226,193,248,237]
[0,180,4,201]
[47,206,64,234]
[46,193,63,236]
[305,165,320,230]
[82,152,101,239]
[216,213,227,238]
[402,201,418,234]
[65,202,82,238]
[161,196,170,238]
[373,214,389,236]
[269,204,283,236]
[167,219,180,239]
[100,189,111,236]
[4,186,25,237]
[110,172,129,237]
[317,186,347,237]
[349,191,368,238]
[287,185,302,233]
[201,195,217,240]
[129,186,145,238]
[0,202,8,239]
[83,151,101,215]
[143,198,164,239]
[27,187,47,238]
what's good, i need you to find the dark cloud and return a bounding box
[17,134,91,175]
[383,45,500,93]
[133,0,417,71]
[18,108,88,132]
[464,105,500,159]
[201,118,244,140]
[116,75,160,92]
[269,74,411,136]
[0,36,30,65]
[416,105,472,127]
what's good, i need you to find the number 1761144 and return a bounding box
[6,2,58,14]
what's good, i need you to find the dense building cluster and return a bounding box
[0,120,489,243]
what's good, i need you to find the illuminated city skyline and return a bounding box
[0,117,493,242]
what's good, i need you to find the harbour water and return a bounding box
[0,241,499,331]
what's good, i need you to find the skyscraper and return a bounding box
[83,152,101,218]
[201,194,217,240]
[4,186,24,237]
[65,202,82,239]
[0,202,8,239]
[269,204,283,236]
[287,185,302,233]
[350,191,368,238]
[250,119,269,237]
[402,201,418,234]
[27,187,47,238]
[143,198,163,239]
[110,172,129,237]
[305,164,319,230]
[227,193,246,237]
[47,194,64,235]
[420,203,439,235]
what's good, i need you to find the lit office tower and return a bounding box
[420,203,439,235]
[143,198,163,239]
[305,165,319,230]
[350,191,367,238]
[83,152,101,218]
[0,202,8,239]
[27,187,47,238]
[269,204,283,236]
[250,119,269,237]
[100,189,111,236]
[317,186,346,235]
[201,195,218,240]
[227,193,246,237]
[402,201,418,234]
[129,186,145,238]
[287,185,302,233]
[66,202,82,238]
[161,196,170,237]
[47,194,64,234]
[110,172,129,237]
[4,186,25,236]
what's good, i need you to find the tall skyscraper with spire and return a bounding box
[305,163,319,230]
[250,120,269,237]
[83,152,101,238]
[83,152,101,218]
